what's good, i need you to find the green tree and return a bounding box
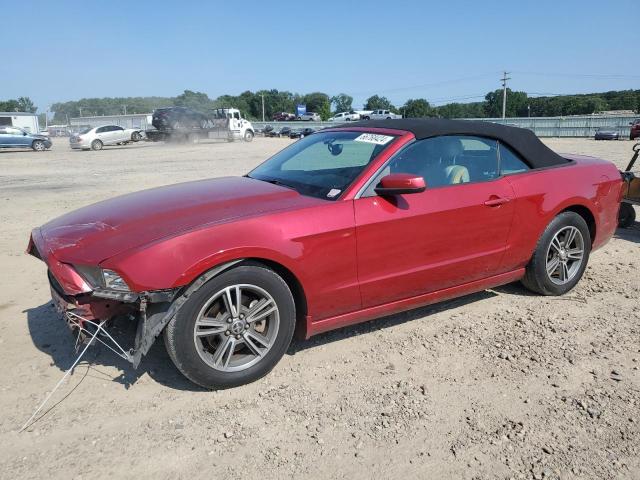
[0,99,20,112]
[331,93,353,113]
[302,92,331,120]
[364,95,394,111]
[174,90,213,111]
[484,89,528,117]
[401,98,432,118]
[17,97,37,113]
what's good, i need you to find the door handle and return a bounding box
[484,196,510,207]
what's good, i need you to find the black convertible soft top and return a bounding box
[343,119,569,169]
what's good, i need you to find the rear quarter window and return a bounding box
[499,143,530,175]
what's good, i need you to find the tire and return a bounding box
[618,203,636,228]
[243,130,254,142]
[521,211,591,296]
[131,131,141,142]
[32,140,46,151]
[90,140,103,151]
[164,264,296,389]
[386,117,392,120]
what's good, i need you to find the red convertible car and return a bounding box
[28,119,623,389]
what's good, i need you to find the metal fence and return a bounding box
[254,114,637,138]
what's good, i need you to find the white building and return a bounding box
[70,113,153,131]
[0,112,41,133]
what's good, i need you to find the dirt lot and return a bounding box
[0,137,638,480]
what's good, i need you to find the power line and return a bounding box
[349,72,500,96]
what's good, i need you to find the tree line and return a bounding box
[2,88,639,124]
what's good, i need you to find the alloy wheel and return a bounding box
[545,226,584,285]
[193,284,280,372]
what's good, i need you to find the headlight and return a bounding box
[73,265,131,292]
[102,269,130,291]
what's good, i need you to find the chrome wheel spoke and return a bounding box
[212,336,236,369]
[546,256,560,275]
[246,298,277,324]
[560,262,569,282]
[564,227,578,247]
[567,248,583,260]
[222,287,239,318]
[550,237,562,253]
[195,317,227,337]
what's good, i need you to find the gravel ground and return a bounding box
[0,136,638,480]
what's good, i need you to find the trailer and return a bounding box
[0,112,42,134]
[146,107,254,143]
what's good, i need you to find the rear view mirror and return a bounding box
[374,173,426,196]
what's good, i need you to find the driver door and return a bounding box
[354,135,516,308]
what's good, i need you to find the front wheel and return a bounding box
[131,131,141,142]
[164,264,296,389]
[521,212,591,295]
[32,140,46,151]
[243,130,254,142]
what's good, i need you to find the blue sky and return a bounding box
[2,0,638,112]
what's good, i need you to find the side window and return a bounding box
[96,126,106,133]
[498,143,530,174]
[364,135,499,196]
[114,126,124,131]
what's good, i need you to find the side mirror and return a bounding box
[374,173,426,196]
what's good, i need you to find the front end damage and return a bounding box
[28,231,241,367]
[28,231,182,367]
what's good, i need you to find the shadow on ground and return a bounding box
[28,288,501,391]
[614,223,640,244]
[288,290,498,354]
[25,302,204,392]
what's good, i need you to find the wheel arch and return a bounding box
[181,256,309,340]
[558,204,596,246]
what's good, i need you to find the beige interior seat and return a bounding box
[445,165,470,184]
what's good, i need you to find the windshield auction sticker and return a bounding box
[354,133,394,145]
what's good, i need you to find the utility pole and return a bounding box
[79,107,83,117]
[123,104,127,115]
[261,94,265,122]
[500,71,511,119]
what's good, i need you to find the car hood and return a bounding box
[34,176,320,265]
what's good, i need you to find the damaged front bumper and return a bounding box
[28,231,181,368]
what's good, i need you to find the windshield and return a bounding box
[248,131,397,200]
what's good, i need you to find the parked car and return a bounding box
[69,125,143,151]
[29,119,622,389]
[272,112,296,122]
[289,127,315,138]
[0,126,52,151]
[297,112,321,121]
[266,126,291,138]
[629,119,640,140]
[594,127,619,140]
[369,109,402,120]
[328,111,360,122]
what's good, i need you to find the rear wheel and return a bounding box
[164,264,296,389]
[521,212,591,295]
[32,140,46,151]
[618,203,636,228]
[90,140,103,151]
